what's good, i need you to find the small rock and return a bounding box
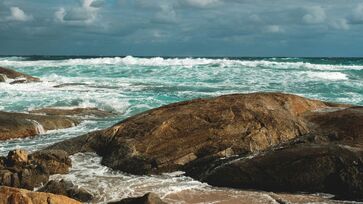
[109,192,166,204]
[0,149,71,190]
[0,186,81,204]
[7,149,28,165]
[38,179,94,202]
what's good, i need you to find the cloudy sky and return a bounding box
[1,0,363,57]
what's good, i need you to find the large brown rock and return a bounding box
[0,186,81,204]
[45,92,363,200]
[0,149,71,190]
[109,193,166,204]
[38,180,93,202]
[0,111,79,140]
[0,66,40,83]
[29,107,116,118]
[47,92,344,174]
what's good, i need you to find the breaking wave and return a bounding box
[1,56,363,71]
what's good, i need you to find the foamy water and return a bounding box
[1,56,363,203]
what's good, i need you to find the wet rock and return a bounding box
[0,111,79,140]
[30,107,116,118]
[109,192,166,204]
[0,74,6,82]
[47,92,344,174]
[163,189,341,204]
[53,82,88,88]
[202,144,363,201]
[0,186,81,204]
[0,66,40,83]
[0,149,71,190]
[38,179,93,202]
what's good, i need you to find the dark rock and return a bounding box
[46,92,345,175]
[0,66,40,83]
[0,149,71,190]
[0,111,79,140]
[38,180,93,202]
[109,192,166,204]
[202,144,363,201]
[0,186,81,204]
[53,83,88,88]
[30,107,116,118]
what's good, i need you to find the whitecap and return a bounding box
[306,71,348,80]
[1,56,363,71]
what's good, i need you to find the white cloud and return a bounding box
[183,0,220,8]
[265,25,283,33]
[154,3,178,23]
[302,6,326,24]
[7,7,33,22]
[54,0,102,24]
[349,3,363,24]
[330,18,349,30]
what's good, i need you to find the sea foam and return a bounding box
[1,56,363,71]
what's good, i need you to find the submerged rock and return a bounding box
[0,186,81,204]
[0,149,71,190]
[0,66,40,83]
[38,179,93,202]
[30,107,116,118]
[0,111,79,140]
[53,82,88,88]
[109,192,166,204]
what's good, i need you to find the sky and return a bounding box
[1,0,363,57]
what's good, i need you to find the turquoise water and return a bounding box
[0,56,362,202]
[1,56,363,154]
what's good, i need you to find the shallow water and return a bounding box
[1,56,363,203]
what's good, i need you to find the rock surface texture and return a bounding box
[0,66,40,83]
[0,149,71,190]
[0,186,81,204]
[46,92,363,200]
[29,107,115,118]
[0,111,79,140]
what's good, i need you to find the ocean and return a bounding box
[1,56,362,203]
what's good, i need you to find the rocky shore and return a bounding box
[0,111,79,140]
[1,90,362,203]
[0,66,40,84]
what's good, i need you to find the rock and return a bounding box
[163,189,341,204]
[0,66,40,83]
[0,149,71,190]
[38,180,93,202]
[0,74,7,82]
[30,107,116,118]
[30,150,72,174]
[0,111,79,140]
[0,186,81,204]
[7,149,28,165]
[202,144,363,201]
[47,92,345,175]
[109,192,166,204]
[53,83,88,88]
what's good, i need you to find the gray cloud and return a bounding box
[0,0,363,56]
